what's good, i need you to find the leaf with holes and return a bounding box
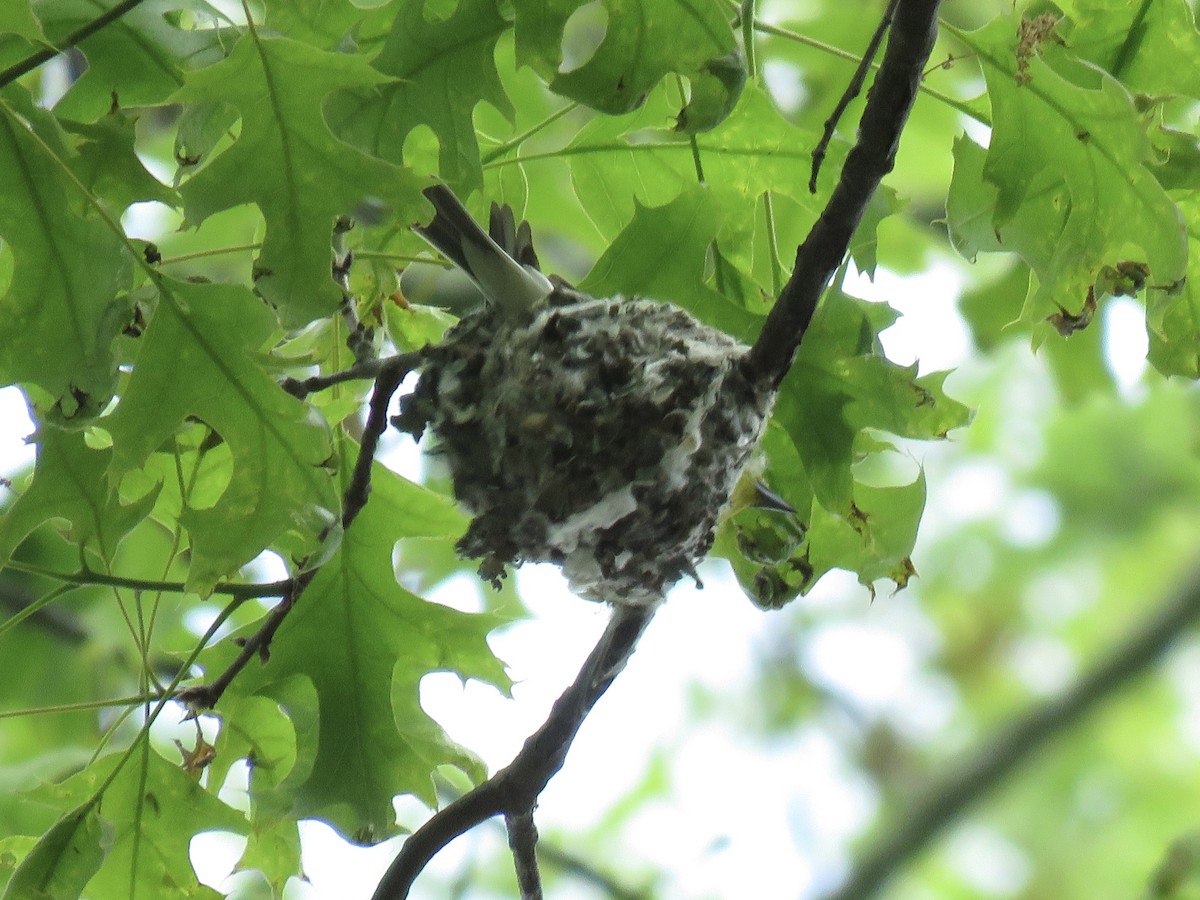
[513,0,738,118]
[105,278,338,593]
[326,0,513,194]
[171,33,427,328]
[948,18,1186,334]
[206,452,509,841]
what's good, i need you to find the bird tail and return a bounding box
[414,185,552,313]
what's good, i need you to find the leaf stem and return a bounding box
[762,192,783,297]
[0,0,151,90]
[157,243,263,266]
[740,0,759,80]
[0,692,169,720]
[481,103,579,165]
[1,558,290,599]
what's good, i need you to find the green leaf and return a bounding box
[1147,194,1200,377]
[513,0,736,116]
[0,426,159,572]
[208,454,509,841]
[0,88,131,418]
[1059,0,1200,99]
[950,18,1187,330]
[210,695,297,793]
[675,50,747,134]
[171,33,427,327]
[1,804,106,900]
[0,4,44,43]
[235,812,302,896]
[39,0,223,123]
[806,471,926,593]
[327,0,513,193]
[383,300,457,353]
[34,749,246,899]
[210,696,303,892]
[565,83,832,240]
[778,291,968,511]
[63,111,179,212]
[105,279,339,593]
[578,186,762,340]
[260,0,377,50]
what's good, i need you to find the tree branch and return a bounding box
[282,352,421,398]
[821,564,1200,900]
[809,0,900,193]
[0,0,151,90]
[372,603,656,899]
[744,0,942,386]
[506,809,544,899]
[180,355,416,711]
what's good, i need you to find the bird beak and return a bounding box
[751,480,796,514]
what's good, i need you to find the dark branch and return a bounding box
[0,0,150,90]
[821,565,1200,900]
[372,604,656,899]
[180,356,415,711]
[282,352,422,398]
[745,0,942,386]
[809,0,901,193]
[506,810,544,900]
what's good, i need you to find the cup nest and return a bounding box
[395,296,774,605]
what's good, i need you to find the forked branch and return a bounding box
[371,605,655,899]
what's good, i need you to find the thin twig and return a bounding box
[745,0,942,386]
[810,0,901,193]
[821,564,1200,900]
[506,810,544,900]
[0,0,151,90]
[0,559,290,599]
[372,604,656,899]
[282,352,421,398]
[180,355,416,711]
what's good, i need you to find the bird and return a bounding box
[413,184,555,317]
[404,185,786,605]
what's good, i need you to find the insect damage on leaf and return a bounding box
[396,295,775,605]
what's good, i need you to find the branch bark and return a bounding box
[371,604,655,899]
[506,809,544,899]
[745,0,942,386]
[822,564,1200,900]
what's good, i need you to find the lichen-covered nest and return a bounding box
[396,296,774,605]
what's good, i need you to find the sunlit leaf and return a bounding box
[0,88,131,418]
[513,0,736,117]
[172,33,427,327]
[205,452,509,840]
[105,279,339,593]
[327,0,513,193]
